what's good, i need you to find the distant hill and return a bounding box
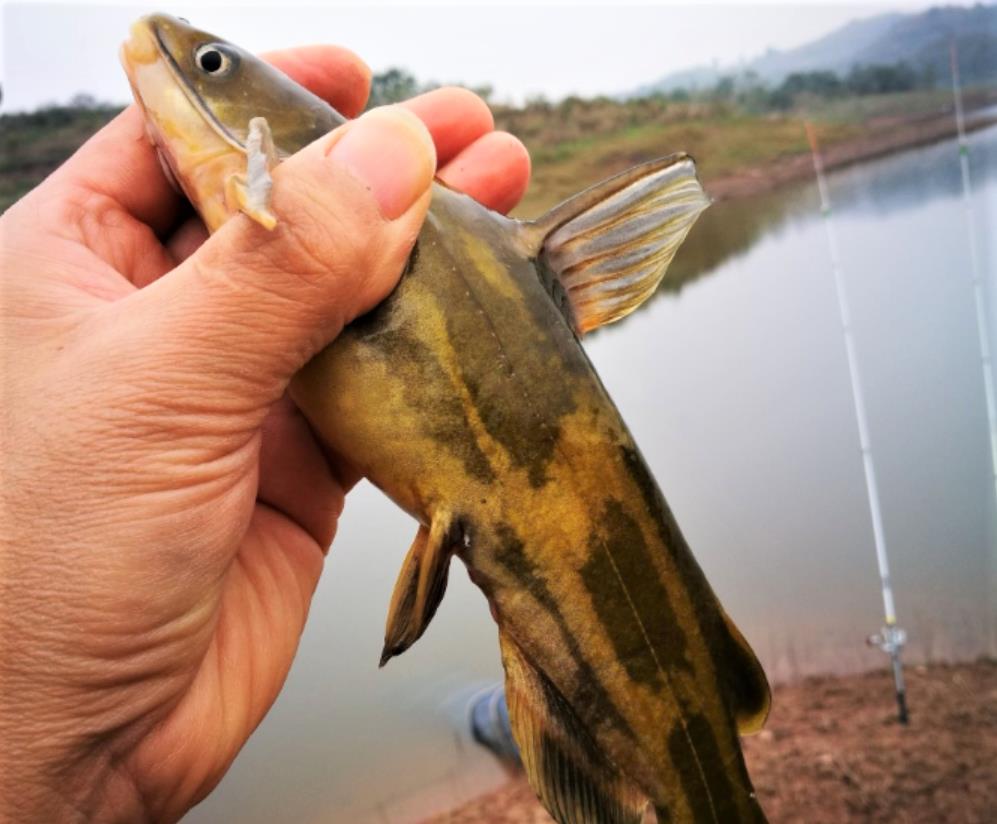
[632,3,997,95]
[748,12,906,81]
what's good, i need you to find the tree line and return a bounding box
[673,62,940,112]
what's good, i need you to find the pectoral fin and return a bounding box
[500,632,649,824]
[522,154,709,335]
[380,511,460,667]
[226,116,278,229]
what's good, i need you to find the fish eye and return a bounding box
[194,43,233,76]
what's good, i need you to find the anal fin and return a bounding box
[500,632,649,824]
[380,511,460,667]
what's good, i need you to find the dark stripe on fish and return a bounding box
[655,803,673,823]
[619,444,765,818]
[619,444,757,716]
[667,712,738,822]
[348,287,497,485]
[441,268,568,487]
[580,499,693,688]
[425,215,587,489]
[492,523,637,742]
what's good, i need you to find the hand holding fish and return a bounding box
[0,45,530,823]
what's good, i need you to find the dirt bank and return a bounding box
[424,658,997,823]
[705,110,997,202]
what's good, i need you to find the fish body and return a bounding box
[122,16,770,823]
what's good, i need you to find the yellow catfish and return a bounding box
[122,14,770,823]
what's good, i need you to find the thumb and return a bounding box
[128,105,435,405]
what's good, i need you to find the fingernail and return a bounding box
[327,106,436,220]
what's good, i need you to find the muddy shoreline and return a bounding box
[424,659,997,823]
[705,109,997,202]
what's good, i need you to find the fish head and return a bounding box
[120,13,344,230]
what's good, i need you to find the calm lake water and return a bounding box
[188,125,996,823]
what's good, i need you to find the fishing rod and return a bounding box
[804,122,909,724]
[950,41,997,656]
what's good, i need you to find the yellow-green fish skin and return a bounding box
[294,186,767,821]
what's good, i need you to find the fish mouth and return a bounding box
[120,17,180,136]
[120,18,160,70]
[119,21,161,146]
[118,14,247,231]
[119,19,187,195]
[119,19,156,127]
[120,15,243,152]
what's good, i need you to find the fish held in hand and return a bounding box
[121,14,770,823]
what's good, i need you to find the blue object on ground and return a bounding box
[469,684,520,763]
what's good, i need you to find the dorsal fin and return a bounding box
[519,155,709,335]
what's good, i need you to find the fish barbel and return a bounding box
[121,15,770,823]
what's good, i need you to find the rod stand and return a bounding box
[867,624,909,724]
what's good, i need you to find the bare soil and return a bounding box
[424,659,997,824]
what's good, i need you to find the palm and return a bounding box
[126,507,327,817]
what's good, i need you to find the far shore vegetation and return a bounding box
[2,63,996,215]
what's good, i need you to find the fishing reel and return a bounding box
[866,624,907,656]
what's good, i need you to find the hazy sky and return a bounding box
[1,0,982,111]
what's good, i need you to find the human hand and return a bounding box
[0,45,530,823]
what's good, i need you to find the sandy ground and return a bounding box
[423,659,997,823]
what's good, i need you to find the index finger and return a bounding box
[263,45,371,118]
